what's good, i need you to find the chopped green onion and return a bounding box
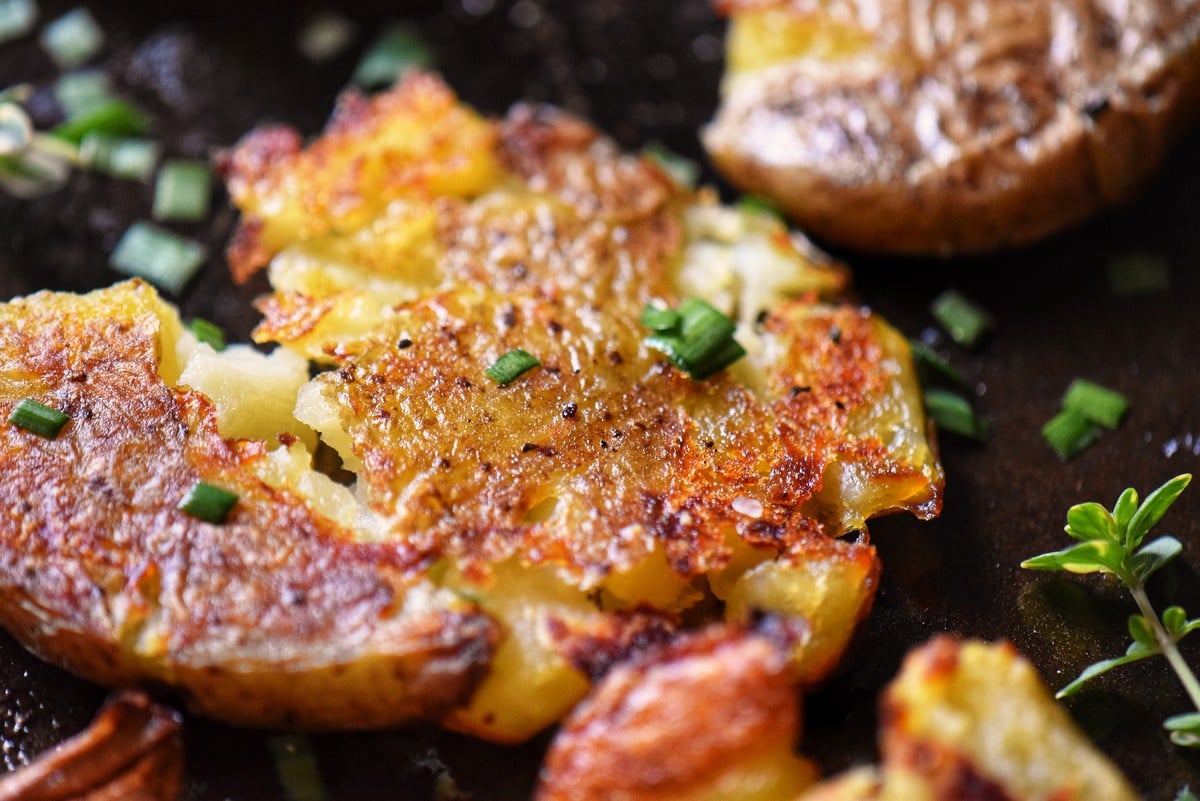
[1108,252,1171,295]
[40,7,104,69]
[178,480,239,524]
[485,349,541,386]
[1062,379,1128,430]
[641,297,745,380]
[923,388,987,440]
[641,142,699,189]
[54,70,111,118]
[352,23,432,89]
[8,398,69,438]
[908,339,965,387]
[0,147,71,197]
[737,194,782,220]
[79,134,158,181]
[109,222,207,295]
[297,11,356,63]
[0,0,36,44]
[189,317,226,351]
[268,735,329,801]
[640,303,679,332]
[931,289,993,348]
[51,98,148,145]
[152,159,212,221]
[1042,409,1100,460]
[0,102,32,156]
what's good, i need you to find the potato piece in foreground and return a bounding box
[536,623,818,801]
[706,0,1200,254]
[799,637,1139,801]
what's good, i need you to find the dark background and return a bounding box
[1,1,1199,798]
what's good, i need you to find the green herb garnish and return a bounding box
[908,338,965,388]
[923,388,987,440]
[1062,379,1128,430]
[109,222,207,295]
[178,480,239,524]
[1041,408,1100,461]
[53,69,111,118]
[352,23,432,89]
[0,0,37,45]
[8,398,69,438]
[737,194,783,221]
[189,317,226,351]
[79,133,158,181]
[51,98,148,145]
[267,734,329,801]
[1022,474,1200,748]
[642,298,745,380]
[153,159,213,222]
[931,289,993,348]
[39,7,104,70]
[485,349,541,386]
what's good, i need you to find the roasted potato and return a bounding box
[800,637,1139,801]
[705,0,1200,254]
[0,75,941,740]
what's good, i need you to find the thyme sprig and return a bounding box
[1022,474,1200,747]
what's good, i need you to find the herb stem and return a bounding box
[1131,583,1200,713]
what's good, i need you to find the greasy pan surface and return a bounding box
[1,0,1198,798]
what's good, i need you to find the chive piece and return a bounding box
[0,0,36,44]
[54,70,111,118]
[923,388,986,440]
[79,134,158,181]
[931,289,993,348]
[109,222,207,295]
[486,349,540,386]
[0,147,71,197]
[297,11,355,63]
[0,102,32,156]
[1108,252,1171,295]
[189,317,226,351]
[737,194,782,220]
[1062,379,1128,430]
[51,98,148,145]
[352,24,432,89]
[40,7,104,69]
[908,339,965,387]
[1042,409,1100,460]
[640,303,679,332]
[688,337,747,380]
[641,142,699,189]
[178,481,239,524]
[152,160,212,222]
[675,298,737,367]
[268,735,329,801]
[8,398,69,438]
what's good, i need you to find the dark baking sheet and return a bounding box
[2,1,1199,798]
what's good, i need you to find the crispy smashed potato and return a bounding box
[0,74,940,739]
[0,692,182,801]
[706,0,1200,254]
[800,637,1139,801]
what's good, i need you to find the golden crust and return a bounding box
[706,0,1200,254]
[536,623,818,801]
[0,281,496,729]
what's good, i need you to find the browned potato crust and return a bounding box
[0,282,496,730]
[0,692,182,801]
[706,0,1200,254]
[537,623,818,801]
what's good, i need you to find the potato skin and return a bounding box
[0,281,497,730]
[706,0,1200,254]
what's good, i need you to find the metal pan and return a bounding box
[1,1,1198,797]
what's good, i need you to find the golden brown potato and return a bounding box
[705,0,1200,254]
[799,637,1139,801]
[536,623,819,801]
[0,282,497,730]
[0,692,182,801]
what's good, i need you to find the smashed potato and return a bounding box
[706,0,1200,254]
[0,75,940,738]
